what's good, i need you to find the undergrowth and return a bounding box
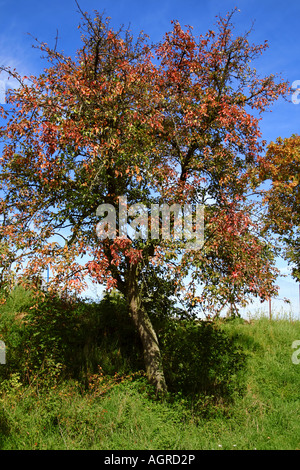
[0,286,299,449]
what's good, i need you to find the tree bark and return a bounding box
[127,262,167,396]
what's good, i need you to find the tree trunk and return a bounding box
[127,263,167,396]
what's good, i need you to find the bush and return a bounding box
[0,286,246,409]
[63,291,143,382]
[0,285,34,379]
[0,287,143,385]
[160,318,247,403]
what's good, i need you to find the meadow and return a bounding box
[0,286,299,450]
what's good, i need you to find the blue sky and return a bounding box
[1,0,300,316]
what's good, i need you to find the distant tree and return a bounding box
[259,135,300,281]
[0,7,287,394]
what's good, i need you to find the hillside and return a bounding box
[0,294,299,450]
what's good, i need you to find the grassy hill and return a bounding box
[0,288,300,450]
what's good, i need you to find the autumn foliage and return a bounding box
[259,135,300,280]
[0,7,288,393]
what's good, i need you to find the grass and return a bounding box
[0,316,300,450]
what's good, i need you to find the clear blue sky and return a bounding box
[1,0,299,316]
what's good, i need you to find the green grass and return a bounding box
[0,316,300,450]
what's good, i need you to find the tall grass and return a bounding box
[0,286,300,449]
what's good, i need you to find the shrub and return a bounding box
[0,285,35,379]
[0,285,246,407]
[160,318,246,402]
[0,287,143,385]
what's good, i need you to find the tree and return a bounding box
[259,135,300,280]
[0,7,287,394]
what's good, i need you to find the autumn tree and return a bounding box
[259,135,300,280]
[0,7,287,394]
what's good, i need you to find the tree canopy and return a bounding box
[259,135,300,281]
